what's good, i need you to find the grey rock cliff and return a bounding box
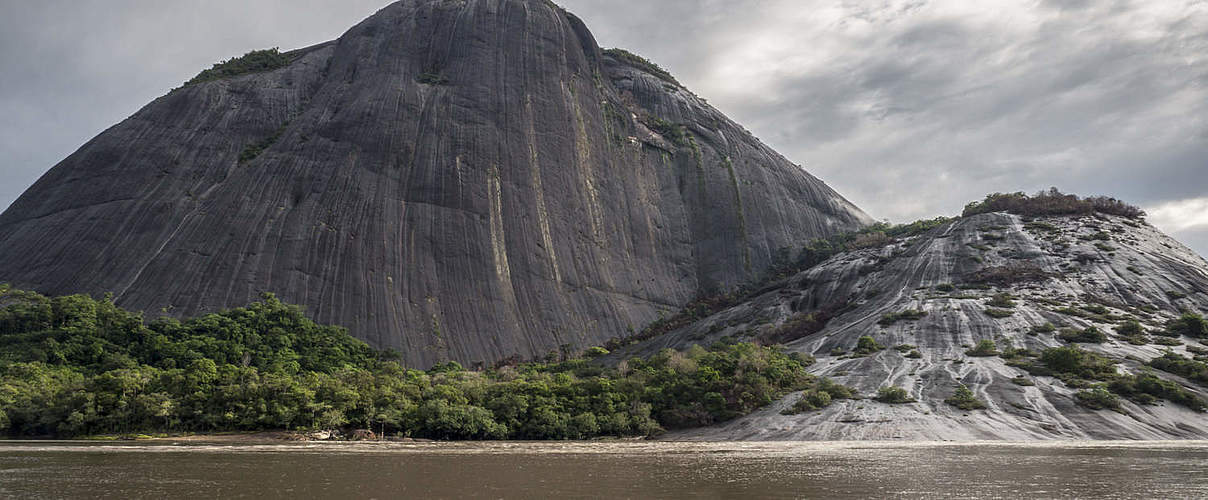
[612,213,1208,440]
[0,0,871,367]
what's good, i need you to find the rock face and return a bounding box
[612,213,1208,440]
[0,0,870,367]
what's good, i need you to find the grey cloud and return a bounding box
[1042,0,1094,11]
[1171,227,1208,260]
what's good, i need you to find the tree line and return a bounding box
[0,286,816,439]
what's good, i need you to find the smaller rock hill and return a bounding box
[609,193,1208,440]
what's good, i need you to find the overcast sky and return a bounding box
[2,0,1206,256]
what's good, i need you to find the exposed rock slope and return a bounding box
[0,0,871,366]
[614,212,1208,440]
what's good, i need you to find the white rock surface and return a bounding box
[617,212,1208,440]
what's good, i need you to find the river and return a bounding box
[0,440,1205,498]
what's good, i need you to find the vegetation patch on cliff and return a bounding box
[874,386,916,404]
[945,384,987,411]
[1009,345,1205,412]
[239,121,289,164]
[962,188,1145,219]
[878,310,928,326]
[184,48,292,87]
[780,378,857,415]
[603,48,680,87]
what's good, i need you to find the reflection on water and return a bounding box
[0,440,1206,499]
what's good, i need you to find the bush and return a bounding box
[583,347,610,359]
[984,308,1015,319]
[1148,351,1208,384]
[874,386,916,404]
[1037,346,1118,379]
[1059,326,1107,344]
[816,377,857,400]
[1108,372,1206,412]
[1024,221,1060,233]
[998,345,1034,360]
[1011,376,1035,386]
[780,378,857,415]
[965,340,1000,357]
[944,384,987,410]
[1115,320,1150,345]
[185,48,292,87]
[1075,386,1121,411]
[783,389,832,414]
[880,217,954,238]
[1165,313,1208,338]
[852,336,885,356]
[1032,323,1057,334]
[986,293,1017,308]
[1117,320,1145,337]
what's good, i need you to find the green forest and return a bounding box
[0,285,818,439]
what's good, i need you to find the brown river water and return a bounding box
[0,440,1206,499]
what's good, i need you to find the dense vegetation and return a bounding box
[184,48,292,87]
[878,310,928,326]
[780,378,857,415]
[1058,326,1108,344]
[874,386,916,404]
[1164,313,1208,338]
[965,340,1000,357]
[851,336,885,356]
[1009,345,1206,412]
[1148,351,1208,385]
[0,287,818,438]
[945,384,987,411]
[962,188,1145,219]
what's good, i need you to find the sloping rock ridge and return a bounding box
[0,0,871,367]
[613,213,1208,440]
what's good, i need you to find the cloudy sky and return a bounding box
[2,0,1206,255]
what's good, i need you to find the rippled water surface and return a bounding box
[1,440,1206,499]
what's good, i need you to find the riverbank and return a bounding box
[74,430,433,443]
